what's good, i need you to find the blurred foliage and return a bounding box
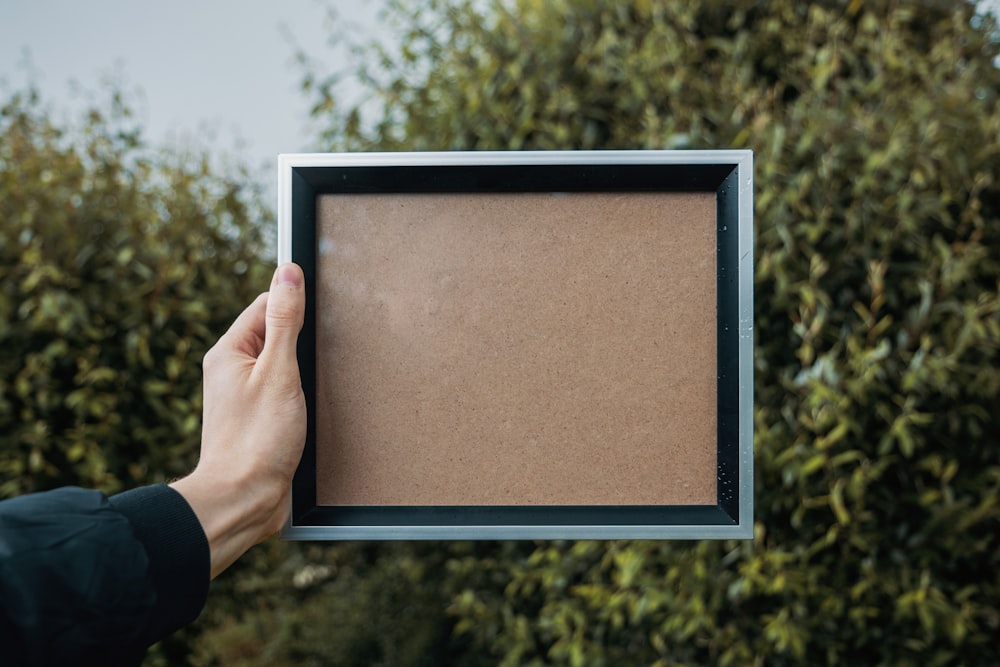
[188,540,512,667]
[284,0,1000,665]
[0,86,270,497]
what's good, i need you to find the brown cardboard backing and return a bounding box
[315,192,717,506]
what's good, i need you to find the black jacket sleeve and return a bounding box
[0,484,210,666]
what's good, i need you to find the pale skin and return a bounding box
[170,262,307,579]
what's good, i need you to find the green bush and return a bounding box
[190,541,501,667]
[0,87,270,498]
[285,0,1000,664]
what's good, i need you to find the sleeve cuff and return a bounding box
[109,484,210,647]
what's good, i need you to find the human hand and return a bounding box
[171,262,306,578]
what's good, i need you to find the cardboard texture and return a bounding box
[315,192,717,506]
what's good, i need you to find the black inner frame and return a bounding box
[290,161,742,529]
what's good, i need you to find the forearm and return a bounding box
[0,485,209,665]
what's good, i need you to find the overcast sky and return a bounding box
[0,0,388,192]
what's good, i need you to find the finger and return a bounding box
[261,262,305,368]
[221,292,268,357]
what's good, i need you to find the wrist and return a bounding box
[169,469,284,579]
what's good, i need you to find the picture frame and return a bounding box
[278,150,753,540]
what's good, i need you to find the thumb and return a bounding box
[262,262,305,366]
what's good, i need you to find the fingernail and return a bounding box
[275,263,303,288]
